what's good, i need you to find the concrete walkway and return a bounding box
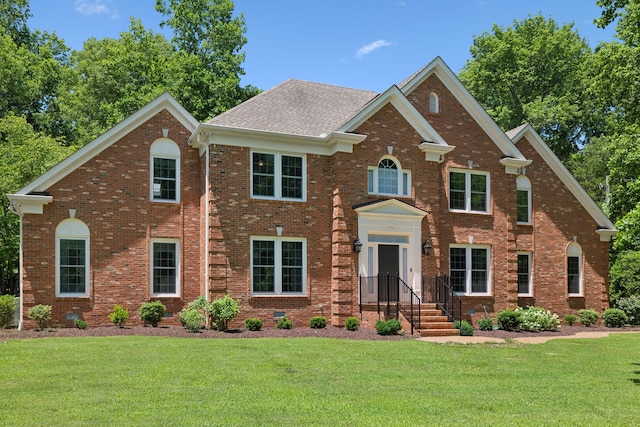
[418,330,639,345]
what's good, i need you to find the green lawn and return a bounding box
[2,334,640,426]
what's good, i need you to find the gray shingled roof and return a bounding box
[505,124,528,140]
[207,79,378,137]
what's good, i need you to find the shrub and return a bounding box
[563,314,577,326]
[578,309,599,327]
[179,308,205,333]
[496,309,522,331]
[186,295,209,311]
[603,308,628,328]
[245,318,263,331]
[477,317,493,331]
[459,320,474,336]
[0,294,18,328]
[28,304,52,330]
[277,317,293,329]
[344,316,360,331]
[139,301,166,327]
[74,318,88,329]
[375,318,402,335]
[517,306,560,332]
[609,250,640,305]
[108,305,129,328]
[617,295,640,325]
[207,294,240,331]
[309,316,327,329]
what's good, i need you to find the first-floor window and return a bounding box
[56,218,90,297]
[449,245,490,295]
[152,240,180,296]
[252,237,306,295]
[517,253,532,295]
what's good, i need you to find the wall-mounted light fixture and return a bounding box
[422,240,432,256]
[353,238,363,254]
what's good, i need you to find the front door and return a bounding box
[378,244,399,302]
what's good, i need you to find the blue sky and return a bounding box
[29,0,617,92]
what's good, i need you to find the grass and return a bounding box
[2,334,640,426]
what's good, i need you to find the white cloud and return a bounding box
[75,0,118,19]
[355,39,394,59]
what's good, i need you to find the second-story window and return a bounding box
[368,157,411,197]
[252,152,305,201]
[449,169,489,213]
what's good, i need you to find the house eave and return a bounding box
[7,194,53,215]
[596,229,617,242]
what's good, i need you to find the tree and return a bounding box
[459,15,598,160]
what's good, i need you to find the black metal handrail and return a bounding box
[434,274,462,323]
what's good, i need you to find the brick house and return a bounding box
[8,57,615,333]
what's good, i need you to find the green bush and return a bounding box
[603,308,628,328]
[277,317,293,329]
[563,314,577,326]
[617,295,640,325]
[245,318,263,331]
[139,301,166,327]
[108,305,129,328]
[179,308,205,333]
[309,316,327,329]
[344,316,360,331]
[207,294,240,331]
[28,304,52,330]
[477,317,493,331]
[0,294,18,328]
[73,318,88,329]
[609,250,640,305]
[496,309,522,331]
[578,309,599,327]
[517,306,560,332]
[459,320,474,336]
[375,318,402,335]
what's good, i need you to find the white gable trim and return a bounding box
[13,93,198,196]
[354,198,428,219]
[509,124,616,238]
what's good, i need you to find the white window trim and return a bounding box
[151,238,181,298]
[429,92,439,114]
[150,138,180,203]
[567,243,583,296]
[368,155,411,197]
[449,168,490,214]
[250,151,307,202]
[516,175,532,224]
[517,252,533,297]
[56,219,90,298]
[449,244,492,296]
[250,236,307,296]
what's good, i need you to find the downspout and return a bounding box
[205,143,210,303]
[8,201,23,331]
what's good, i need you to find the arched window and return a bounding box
[56,218,90,297]
[516,175,531,223]
[368,156,411,196]
[150,138,180,202]
[429,92,439,114]
[567,242,582,296]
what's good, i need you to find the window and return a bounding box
[151,139,180,202]
[449,170,489,213]
[252,152,305,200]
[56,219,90,297]
[429,92,439,113]
[516,175,531,223]
[152,239,180,297]
[567,243,582,295]
[517,253,532,295]
[251,237,306,295]
[449,245,490,295]
[368,157,411,196]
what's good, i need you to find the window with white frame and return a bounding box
[151,139,180,202]
[251,237,306,295]
[368,157,411,197]
[449,245,490,295]
[56,219,90,297]
[449,170,489,213]
[429,92,439,114]
[567,242,582,295]
[516,175,531,223]
[252,152,305,200]
[517,253,532,295]
[152,239,180,297]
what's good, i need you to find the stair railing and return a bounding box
[434,274,462,323]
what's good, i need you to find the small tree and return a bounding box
[27,304,52,330]
[206,294,240,331]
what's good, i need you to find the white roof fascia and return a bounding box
[6,194,53,215]
[510,124,616,237]
[15,93,198,195]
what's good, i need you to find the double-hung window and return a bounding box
[56,219,90,297]
[449,245,490,295]
[368,157,411,197]
[152,239,180,297]
[567,243,582,296]
[252,152,305,200]
[516,175,531,223]
[449,170,489,213]
[517,253,532,295]
[151,139,180,202]
[252,237,306,295]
